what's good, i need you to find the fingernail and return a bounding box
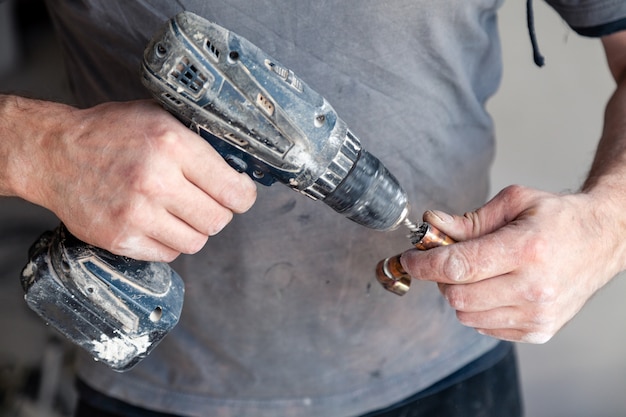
[429,210,453,223]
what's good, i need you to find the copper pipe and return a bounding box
[410,222,456,250]
[376,222,455,296]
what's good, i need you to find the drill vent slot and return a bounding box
[171,57,208,94]
[265,60,289,79]
[204,38,220,61]
[256,93,275,116]
[224,132,249,147]
[162,92,183,106]
[264,59,303,92]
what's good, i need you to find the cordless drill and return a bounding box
[21,12,410,371]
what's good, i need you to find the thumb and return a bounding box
[422,185,536,241]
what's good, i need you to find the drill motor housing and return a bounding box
[142,12,409,231]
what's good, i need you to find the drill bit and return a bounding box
[403,218,421,233]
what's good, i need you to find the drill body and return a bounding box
[21,12,409,371]
[141,12,408,231]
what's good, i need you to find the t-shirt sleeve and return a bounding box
[544,0,626,36]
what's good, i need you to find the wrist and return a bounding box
[580,182,626,274]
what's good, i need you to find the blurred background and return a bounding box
[1,0,625,416]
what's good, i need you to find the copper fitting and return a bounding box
[375,254,410,295]
[376,222,455,296]
[410,222,456,250]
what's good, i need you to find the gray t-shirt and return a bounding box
[42,1,626,416]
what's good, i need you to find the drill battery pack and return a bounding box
[21,224,184,371]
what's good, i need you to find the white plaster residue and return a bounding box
[22,261,37,279]
[91,333,152,365]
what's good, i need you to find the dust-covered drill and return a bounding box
[20,12,413,371]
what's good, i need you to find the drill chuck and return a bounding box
[324,150,408,230]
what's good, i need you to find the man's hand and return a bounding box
[400,185,626,343]
[1,97,257,261]
[399,31,626,345]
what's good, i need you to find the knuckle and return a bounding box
[529,308,555,327]
[130,169,165,197]
[455,310,468,325]
[442,251,471,282]
[523,234,550,263]
[182,234,209,255]
[159,251,181,263]
[521,331,553,344]
[151,127,182,150]
[444,286,467,310]
[462,210,483,236]
[104,227,128,253]
[108,234,157,260]
[524,283,558,304]
[455,310,474,327]
[499,184,529,201]
[462,210,479,223]
[520,307,559,344]
[225,176,257,213]
[120,204,151,232]
[532,301,562,328]
[243,177,258,202]
[207,210,233,236]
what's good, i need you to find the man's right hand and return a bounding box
[0,96,257,261]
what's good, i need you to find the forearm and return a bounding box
[0,94,76,204]
[583,32,626,196]
[576,58,626,276]
[583,77,626,197]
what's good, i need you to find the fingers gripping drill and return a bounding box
[20,12,450,371]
